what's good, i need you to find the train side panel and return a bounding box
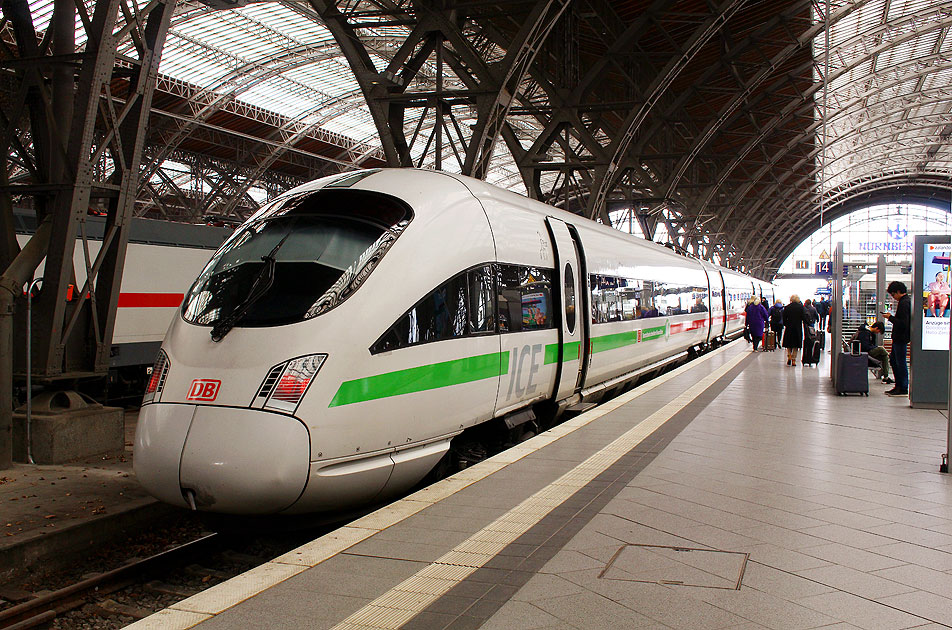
[722,269,754,337]
[580,225,710,385]
[466,185,561,417]
[16,233,217,368]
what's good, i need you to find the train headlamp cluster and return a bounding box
[143,350,170,404]
[255,353,327,413]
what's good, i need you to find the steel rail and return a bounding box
[0,532,219,630]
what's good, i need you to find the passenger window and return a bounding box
[640,280,659,318]
[371,272,469,353]
[564,264,576,334]
[468,266,495,334]
[497,264,554,333]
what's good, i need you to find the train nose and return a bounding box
[134,404,310,514]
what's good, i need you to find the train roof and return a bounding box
[14,209,233,250]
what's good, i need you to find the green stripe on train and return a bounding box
[331,326,665,407]
[590,325,666,353]
[545,341,580,364]
[329,351,509,407]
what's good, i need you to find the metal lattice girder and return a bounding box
[719,3,952,265]
[139,41,382,190]
[307,0,571,181]
[732,80,952,261]
[1,0,175,378]
[585,0,750,220]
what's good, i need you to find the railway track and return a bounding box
[0,527,320,630]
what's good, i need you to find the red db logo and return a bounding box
[186,379,221,401]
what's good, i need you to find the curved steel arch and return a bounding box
[730,61,952,244]
[768,180,952,269]
[749,170,952,271]
[140,38,361,184]
[744,122,952,246]
[586,0,749,219]
[703,12,952,259]
[658,0,842,197]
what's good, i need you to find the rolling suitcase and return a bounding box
[763,330,777,351]
[836,352,869,396]
[802,330,822,365]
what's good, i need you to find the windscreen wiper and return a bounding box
[210,231,291,342]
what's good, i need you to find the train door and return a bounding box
[702,266,714,345]
[545,217,587,401]
[717,271,728,338]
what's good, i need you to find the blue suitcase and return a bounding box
[836,352,869,396]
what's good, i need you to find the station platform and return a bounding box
[0,411,174,585]
[126,338,952,630]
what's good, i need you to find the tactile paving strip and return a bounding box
[328,349,749,629]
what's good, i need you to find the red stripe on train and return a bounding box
[670,319,709,334]
[117,293,185,308]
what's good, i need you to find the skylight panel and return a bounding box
[887,0,944,22]
[240,76,318,118]
[287,58,361,97]
[320,107,376,139]
[920,67,952,93]
[160,33,235,89]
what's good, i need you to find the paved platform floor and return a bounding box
[131,339,952,630]
[0,411,172,584]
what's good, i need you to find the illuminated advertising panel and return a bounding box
[921,243,951,350]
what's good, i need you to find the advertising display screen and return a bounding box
[921,242,951,350]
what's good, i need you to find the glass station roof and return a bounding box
[17,0,952,209]
[816,0,952,203]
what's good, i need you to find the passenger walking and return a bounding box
[745,296,769,351]
[883,281,910,396]
[782,294,809,366]
[768,299,784,346]
[803,299,819,326]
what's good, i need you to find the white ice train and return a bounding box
[134,169,774,515]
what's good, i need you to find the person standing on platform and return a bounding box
[745,296,769,351]
[782,295,809,366]
[883,281,910,396]
[803,299,819,327]
[769,299,784,347]
[816,298,830,331]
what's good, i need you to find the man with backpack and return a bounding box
[768,299,784,348]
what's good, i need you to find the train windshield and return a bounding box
[182,189,411,334]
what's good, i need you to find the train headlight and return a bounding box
[256,354,327,413]
[143,350,170,404]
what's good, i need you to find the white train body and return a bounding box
[134,169,771,515]
[17,218,229,372]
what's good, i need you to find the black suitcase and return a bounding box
[836,352,869,396]
[802,333,822,365]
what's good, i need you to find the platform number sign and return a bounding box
[815,261,832,275]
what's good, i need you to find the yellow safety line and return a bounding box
[125,342,746,630]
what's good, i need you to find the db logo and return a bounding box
[187,379,221,401]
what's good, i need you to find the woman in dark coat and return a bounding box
[744,297,769,351]
[781,295,809,366]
